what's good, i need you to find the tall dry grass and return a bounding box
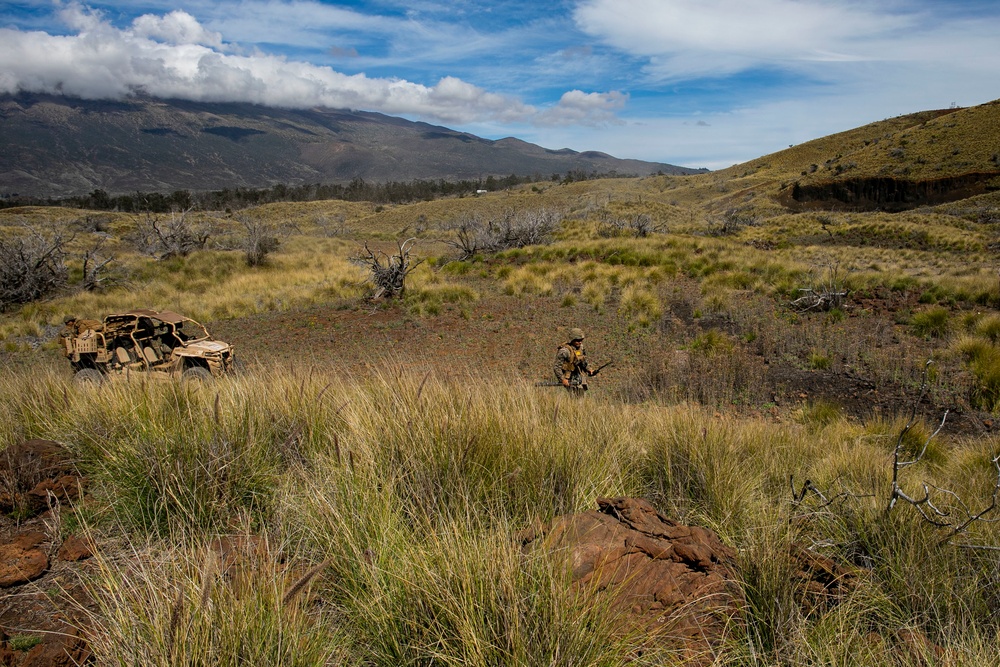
[2,367,999,664]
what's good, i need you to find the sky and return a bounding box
[1,1,998,170]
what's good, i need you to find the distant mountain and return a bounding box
[0,94,703,198]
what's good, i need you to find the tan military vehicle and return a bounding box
[62,309,234,383]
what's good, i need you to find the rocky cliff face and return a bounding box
[782,172,1000,212]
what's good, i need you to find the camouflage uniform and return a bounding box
[554,328,593,392]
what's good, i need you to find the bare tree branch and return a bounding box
[351,238,423,299]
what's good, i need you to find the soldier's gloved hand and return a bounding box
[561,378,570,387]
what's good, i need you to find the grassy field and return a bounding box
[2,101,1000,664]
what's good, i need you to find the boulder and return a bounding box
[1,441,82,517]
[0,532,48,588]
[520,497,743,660]
[57,535,94,563]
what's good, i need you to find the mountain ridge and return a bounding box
[0,94,703,198]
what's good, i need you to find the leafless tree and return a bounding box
[130,210,209,259]
[597,211,663,238]
[444,208,562,259]
[0,226,70,310]
[352,238,423,299]
[234,215,281,267]
[708,206,759,236]
[80,238,123,292]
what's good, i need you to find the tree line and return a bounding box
[1,169,636,212]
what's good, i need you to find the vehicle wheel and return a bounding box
[182,366,213,383]
[74,368,104,385]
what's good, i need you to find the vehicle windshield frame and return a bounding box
[170,318,210,344]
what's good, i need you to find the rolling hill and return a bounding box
[0,93,702,198]
[718,99,1000,211]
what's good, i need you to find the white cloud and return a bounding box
[0,3,619,127]
[573,0,912,79]
[131,10,225,49]
[537,90,628,126]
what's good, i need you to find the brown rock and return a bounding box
[57,535,94,562]
[26,476,84,512]
[0,440,74,481]
[0,532,49,588]
[521,497,742,660]
[19,628,91,667]
[896,628,946,667]
[789,545,860,614]
[1,440,81,518]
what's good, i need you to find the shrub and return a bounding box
[809,351,832,370]
[910,307,950,338]
[0,227,69,310]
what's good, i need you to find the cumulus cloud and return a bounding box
[131,10,226,49]
[538,90,628,126]
[0,3,620,127]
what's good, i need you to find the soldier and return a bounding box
[60,315,102,338]
[554,327,599,393]
[60,316,79,339]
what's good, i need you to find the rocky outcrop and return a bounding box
[519,497,743,660]
[781,172,1000,212]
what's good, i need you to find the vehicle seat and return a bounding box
[143,346,161,364]
[115,347,131,364]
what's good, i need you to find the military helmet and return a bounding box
[64,315,77,324]
[568,327,585,342]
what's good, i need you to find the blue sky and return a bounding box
[2,0,998,170]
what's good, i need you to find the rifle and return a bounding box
[590,358,616,375]
[535,359,615,387]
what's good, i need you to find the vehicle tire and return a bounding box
[181,366,213,383]
[74,368,104,385]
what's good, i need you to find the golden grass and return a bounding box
[4,367,1000,663]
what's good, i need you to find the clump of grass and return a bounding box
[808,350,832,370]
[955,334,1000,411]
[618,285,662,327]
[689,328,733,355]
[799,399,842,429]
[974,313,1000,343]
[8,635,43,651]
[910,306,951,338]
[83,536,339,666]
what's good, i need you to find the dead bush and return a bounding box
[708,206,759,236]
[351,238,423,299]
[79,238,124,292]
[235,215,281,267]
[444,208,562,259]
[0,226,70,310]
[597,211,662,238]
[129,210,209,259]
